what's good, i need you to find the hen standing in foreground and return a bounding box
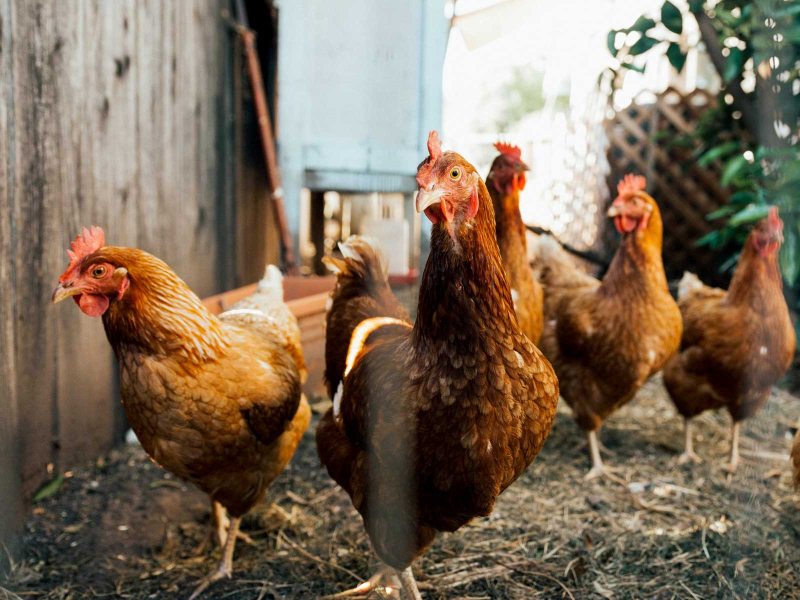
[316,131,559,599]
[52,228,311,599]
[533,175,682,479]
[487,142,544,344]
[663,208,795,471]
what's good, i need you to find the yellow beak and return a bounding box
[52,283,81,304]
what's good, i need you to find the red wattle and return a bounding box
[78,293,110,317]
[614,216,637,234]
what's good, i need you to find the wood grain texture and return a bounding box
[1,0,276,556]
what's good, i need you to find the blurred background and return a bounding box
[1,0,799,595]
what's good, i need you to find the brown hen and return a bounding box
[487,141,544,344]
[316,131,559,598]
[663,208,796,471]
[533,175,682,478]
[52,228,310,598]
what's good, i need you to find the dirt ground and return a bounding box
[4,376,800,600]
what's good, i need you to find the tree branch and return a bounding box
[692,6,760,142]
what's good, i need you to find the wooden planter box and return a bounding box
[202,276,335,399]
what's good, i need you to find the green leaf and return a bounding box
[607,30,618,57]
[697,140,740,166]
[729,203,770,226]
[719,252,740,273]
[705,205,739,220]
[728,190,756,205]
[629,16,657,33]
[721,153,749,187]
[661,1,683,34]
[688,0,705,13]
[780,222,799,285]
[696,230,722,247]
[723,47,745,83]
[620,61,645,73]
[774,4,800,18]
[33,474,65,503]
[629,34,660,55]
[666,42,687,71]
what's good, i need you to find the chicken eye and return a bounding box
[91,266,107,278]
[449,167,461,180]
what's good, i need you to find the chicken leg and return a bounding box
[724,421,741,473]
[584,430,605,480]
[677,419,702,464]
[212,501,254,547]
[398,567,422,600]
[189,515,241,600]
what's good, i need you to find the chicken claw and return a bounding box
[677,451,702,465]
[323,565,425,600]
[188,516,241,600]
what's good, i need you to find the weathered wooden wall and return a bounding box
[0,0,278,563]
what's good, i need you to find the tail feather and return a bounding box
[322,236,388,284]
[677,271,703,300]
[530,235,598,291]
[323,236,409,398]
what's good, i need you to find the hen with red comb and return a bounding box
[531,173,681,478]
[486,142,542,343]
[664,207,795,471]
[317,132,558,598]
[52,228,310,598]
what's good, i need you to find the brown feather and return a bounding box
[488,168,544,344]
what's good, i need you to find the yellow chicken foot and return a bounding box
[188,515,241,600]
[677,419,702,464]
[724,421,741,474]
[324,566,401,598]
[584,430,606,480]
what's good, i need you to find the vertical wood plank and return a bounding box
[0,0,24,569]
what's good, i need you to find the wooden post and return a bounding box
[310,191,326,275]
[234,0,298,273]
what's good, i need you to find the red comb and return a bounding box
[417,131,443,188]
[494,141,522,161]
[616,174,647,197]
[768,206,781,227]
[60,226,105,282]
[427,130,442,161]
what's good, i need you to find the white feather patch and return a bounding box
[338,240,364,263]
[219,308,267,319]
[333,382,344,419]
[344,317,411,378]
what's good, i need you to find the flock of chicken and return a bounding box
[51,130,796,599]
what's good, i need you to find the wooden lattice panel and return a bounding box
[605,87,739,287]
[540,96,611,255]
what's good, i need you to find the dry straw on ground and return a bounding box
[5,375,800,599]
